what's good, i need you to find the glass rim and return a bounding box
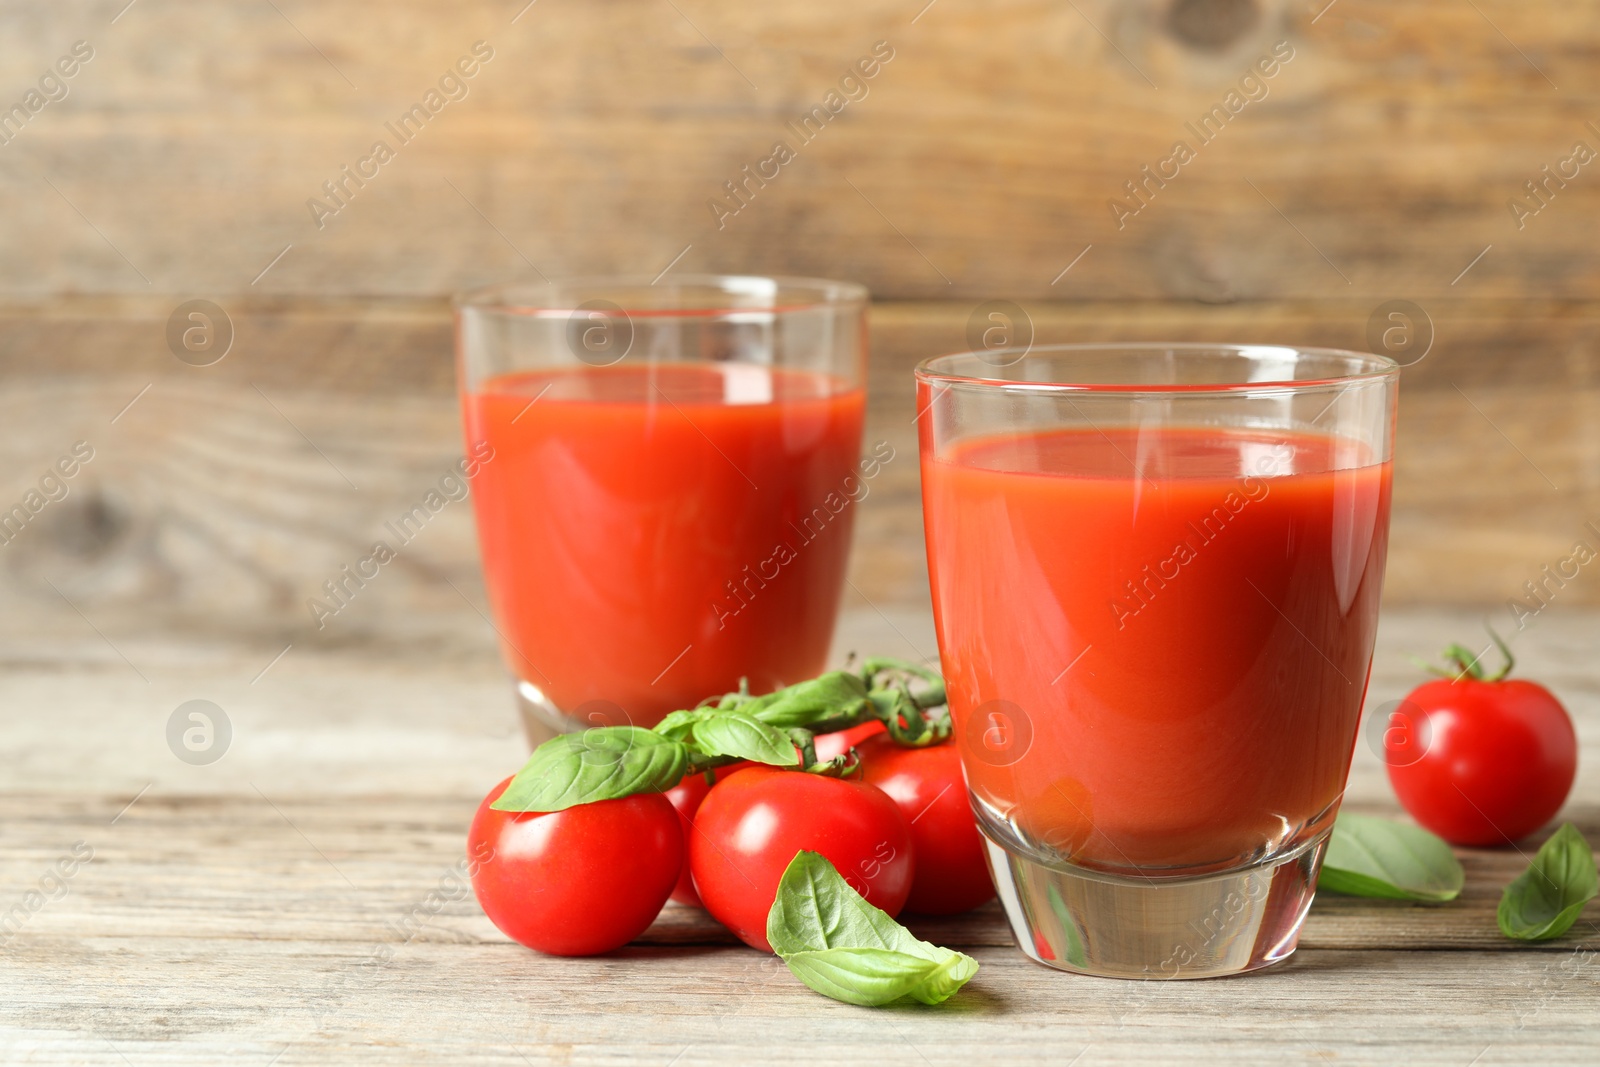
[915,342,1401,395]
[453,274,869,319]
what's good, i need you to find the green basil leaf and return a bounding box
[490,727,689,812]
[768,850,909,952]
[690,712,799,767]
[1319,812,1464,902]
[780,948,976,1008]
[1498,823,1599,941]
[767,851,978,1006]
[652,708,715,743]
[743,672,870,729]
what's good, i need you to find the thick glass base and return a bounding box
[985,828,1328,980]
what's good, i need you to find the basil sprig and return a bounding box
[1319,812,1464,902]
[491,728,690,812]
[1498,823,1598,941]
[491,659,947,812]
[688,712,800,767]
[741,671,871,730]
[767,851,978,1007]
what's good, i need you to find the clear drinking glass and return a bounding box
[456,276,868,742]
[915,344,1398,978]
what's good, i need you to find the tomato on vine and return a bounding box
[664,772,713,906]
[689,765,914,951]
[664,763,751,906]
[813,720,886,762]
[856,734,995,914]
[468,777,682,956]
[477,658,950,953]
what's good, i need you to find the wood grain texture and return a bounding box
[3,788,1593,953]
[5,943,1596,1065]
[2,2,1598,300]
[6,1,1600,1055]
[1,607,1598,1064]
[3,297,1600,659]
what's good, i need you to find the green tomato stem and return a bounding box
[1425,624,1515,683]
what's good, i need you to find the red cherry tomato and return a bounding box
[689,766,914,951]
[813,720,886,763]
[666,763,758,906]
[468,777,682,956]
[664,772,713,906]
[1385,675,1577,846]
[855,736,995,914]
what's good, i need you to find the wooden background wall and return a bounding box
[5,0,1600,299]
[3,0,1600,656]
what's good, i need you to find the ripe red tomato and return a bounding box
[468,777,682,956]
[1385,675,1577,846]
[812,720,886,763]
[664,762,756,907]
[664,772,713,906]
[689,766,914,951]
[855,736,995,914]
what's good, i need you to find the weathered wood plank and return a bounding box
[2,788,1594,952]
[4,298,1600,640]
[2,612,1597,1062]
[3,942,1598,1065]
[7,296,1600,391]
[1,608,1596,953]
[2,2,1598,299]
[1,609,1596,797]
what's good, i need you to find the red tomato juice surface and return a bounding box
[463,363,866,727]
[921,425,1391,871]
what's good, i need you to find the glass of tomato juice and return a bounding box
[916,344,1398,978]
[455,277,868,741]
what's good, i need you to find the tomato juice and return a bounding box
[921,426,1391,871]
[463,363,868,727]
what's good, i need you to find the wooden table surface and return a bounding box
[8,0,1600,1058]
[3,603,1597,1066]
